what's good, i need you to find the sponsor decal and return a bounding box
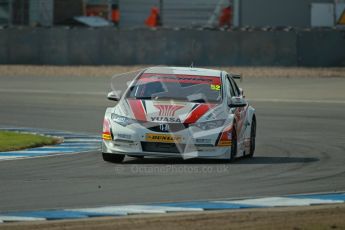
[210,84,221,91]
[159,123,170,132]
[145,133,182,143]
[150,117,182,123]
[138,73,221,85]
[154,104,184,117]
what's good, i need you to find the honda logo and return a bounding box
[159,123,170,132]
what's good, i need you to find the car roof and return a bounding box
[144,66,222,77]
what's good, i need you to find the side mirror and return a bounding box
[239,88,245,98]
[107,91,121,101]
[232,74,242,80]
[228,96,247,108]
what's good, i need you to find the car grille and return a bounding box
[141,142,185,153]
[139,122,188,133]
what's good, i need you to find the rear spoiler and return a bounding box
[232,74,243,82]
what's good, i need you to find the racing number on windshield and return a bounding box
[211,84,221,91]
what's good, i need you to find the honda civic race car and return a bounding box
[102,67,256,163]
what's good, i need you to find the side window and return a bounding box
[229,77,240,96]
[225,75,235,97]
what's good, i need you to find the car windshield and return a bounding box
[127,73,222,103]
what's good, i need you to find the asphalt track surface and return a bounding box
[0,74,345,212]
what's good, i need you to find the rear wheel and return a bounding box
[230,127,237,162]
[102,153,125,163]
[248,117,256,158]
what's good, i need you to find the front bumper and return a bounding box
[102,121,231,160]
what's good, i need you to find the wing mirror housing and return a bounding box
[228,96,247,108]
[239,88,245,98]
[107,91,122,101]
[232,74,242,80]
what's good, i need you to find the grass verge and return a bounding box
[0,131,60,152]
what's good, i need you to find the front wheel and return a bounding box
[230,127,237,162]
[102,153,125,163]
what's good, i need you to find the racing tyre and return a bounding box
[248,117,256,158]
[230,127,237,162]
[102,153,125,163]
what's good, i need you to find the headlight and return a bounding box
[192,119,225,130]
[111,113,134,127]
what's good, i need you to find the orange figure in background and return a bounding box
[145,7,161,27]
[219,6,233,27]
[111,4,120,26]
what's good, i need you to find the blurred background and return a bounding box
[0,0,344,66]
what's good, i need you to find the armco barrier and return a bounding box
[7,28,40,64]
[40,28,69,65]
[0,28,344,66]
[297,30,345,67]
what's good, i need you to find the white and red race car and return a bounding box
[102,67,256,163]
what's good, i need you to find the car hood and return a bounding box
[113,99,225,124]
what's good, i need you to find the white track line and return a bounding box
[67,206,163,214]
[42,146,98,149]
[68,205,203,215]
[0,156,25,160]
[216,197,344,207]
[63,139,101,142]
[0,216,46,222]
